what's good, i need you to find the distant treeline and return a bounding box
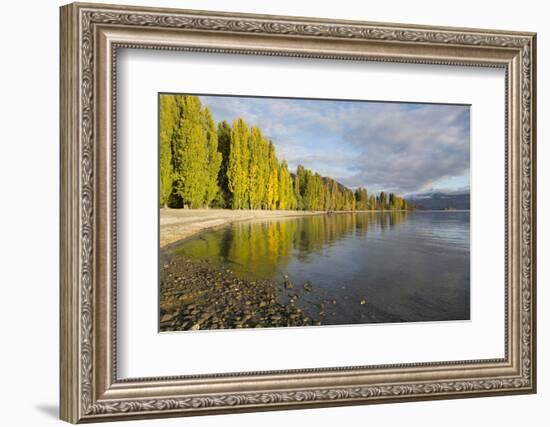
[160,95,412,211]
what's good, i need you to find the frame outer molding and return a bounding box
[60,2,536,423]
[60,4,81,423]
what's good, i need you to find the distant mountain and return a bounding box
[405,191,470,210]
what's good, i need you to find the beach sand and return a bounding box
[160,208,326,248]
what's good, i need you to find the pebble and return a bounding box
[160,313,176,322]
[160,258,318,331]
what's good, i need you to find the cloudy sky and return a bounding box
[198,94,470,196]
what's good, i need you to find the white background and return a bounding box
[0,0,546,426]
[118,50,504,377]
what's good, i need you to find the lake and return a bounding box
[163,211,470,326]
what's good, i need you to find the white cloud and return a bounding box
[198,95,470,195]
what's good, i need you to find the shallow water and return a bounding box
[165,211,470,325]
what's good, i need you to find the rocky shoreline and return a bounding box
[159,253,406,331]
[159,257,323,331]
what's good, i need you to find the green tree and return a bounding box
[266,142,280,210]
[159,95,178,208]
[302,168,314,210]
[172,97,209,208]
[355,187,368,210]
[248,126,268,209]
[202,107,222,208]
[388,193,395,210]
[313,173,324,210]
[294,164,307,210]
[329,179,339,211]
[323,180,333,211]
[278,160,296,209]
[369,194,377,210]
[342,189,354,211]
[378,191,387,210]
[228,118,250,209]
[216,120,232,207]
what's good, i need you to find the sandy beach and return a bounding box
[160,208,327,248]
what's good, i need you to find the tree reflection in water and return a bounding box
[171,211,409,280]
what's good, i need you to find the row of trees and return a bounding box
[160,95,412,211]
[160,95,221,209]
[353,188,410,211]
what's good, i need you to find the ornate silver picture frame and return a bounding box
[60,2,536,423]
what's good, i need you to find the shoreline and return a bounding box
[159,257,319,331]
[159,257,402,331]
[160,208,327,248]
[159,208,417,248]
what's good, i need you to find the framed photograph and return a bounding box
[60,2,537,423]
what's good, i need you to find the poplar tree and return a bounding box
[355,187,368,210]
[329,179,339,211]
[302,168,314,210]
[295,165,306,210]
[323,180,332,211]
[172,96,208,208]
[266,142,280,210]
[278,160,295,209]
[248,126,268,209]
[344,189,356,211]
[202,108,222,208]
[159,94,181,208]
[379,191,387,210]
[369,194,377,210]
[228,118,249,209]
[216,120,232,207]
[313,173,324,210]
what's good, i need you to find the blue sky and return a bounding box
[198,95,470,196]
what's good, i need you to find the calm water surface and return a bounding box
[164,211,470,325]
